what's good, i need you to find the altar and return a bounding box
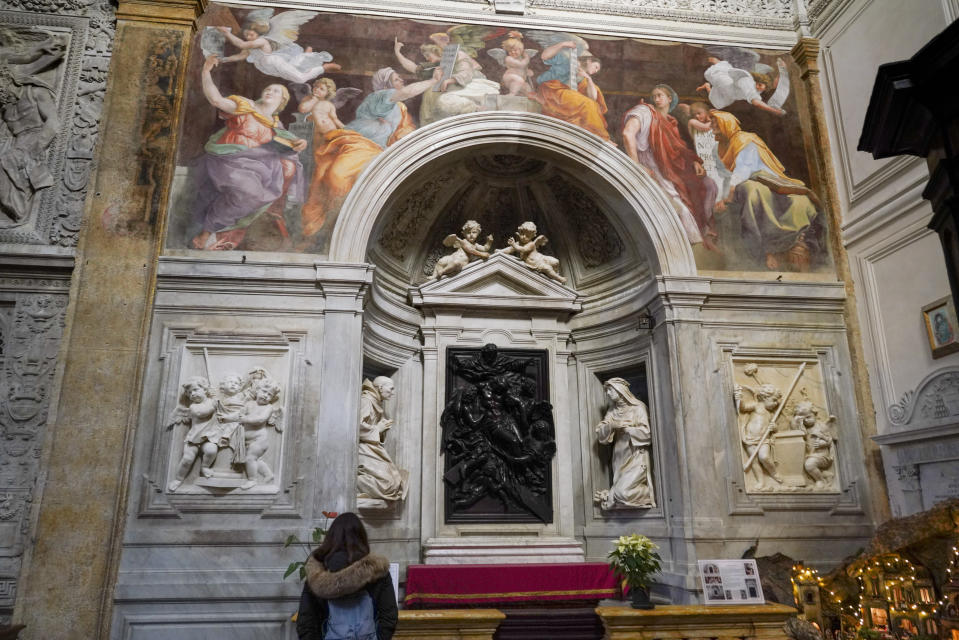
[405,562,621,639]
[404,562,620,606]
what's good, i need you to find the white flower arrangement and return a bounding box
[607,533,662,590]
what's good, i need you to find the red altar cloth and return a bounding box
[404,563,620,606]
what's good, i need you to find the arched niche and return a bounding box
[335,112,686,563]
[329,111,696,279]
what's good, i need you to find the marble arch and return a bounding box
[328,110,697,278]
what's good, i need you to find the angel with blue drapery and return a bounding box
[210,9,341,84]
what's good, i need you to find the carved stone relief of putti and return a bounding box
[167,368,283,492]
[495,221,566,284]
[732,361,839,493]
[428,220,493,281]
[0,26,66,224]
[593,377,655,510]
[356,376,409,509]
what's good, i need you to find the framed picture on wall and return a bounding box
[922,296,959,358]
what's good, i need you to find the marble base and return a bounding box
[423,537,585,564]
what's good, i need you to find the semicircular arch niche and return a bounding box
[365,142,652,309]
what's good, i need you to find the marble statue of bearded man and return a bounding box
[357,376,409,507]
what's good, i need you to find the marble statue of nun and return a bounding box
[594,378,655,509]
[357,376,409,507]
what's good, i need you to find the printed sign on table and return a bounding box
[698,559,765,605]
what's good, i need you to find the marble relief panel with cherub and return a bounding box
[731,359,840,494]
[161,340,295,499]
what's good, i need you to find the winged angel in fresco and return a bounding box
[696,45,790,116]
[486,31,538,96]
[212,9,341,84]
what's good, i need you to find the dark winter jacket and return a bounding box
[296,551,397,640]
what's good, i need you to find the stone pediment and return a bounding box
[409,253,582,313]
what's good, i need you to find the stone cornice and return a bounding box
[116,0,207,27]
[791,37,820,77]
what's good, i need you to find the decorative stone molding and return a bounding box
[886,367,959,428]
[527,0,794,29]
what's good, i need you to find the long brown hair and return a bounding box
[312,512,370,565]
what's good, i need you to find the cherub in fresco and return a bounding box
[687,101,730,203]
[428,219,494,281]
[695,45,789,117]
[297,77,361,132]
[497,221,565,284]
[214,9,341,84]
[486,32,538,96]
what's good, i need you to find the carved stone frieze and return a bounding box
[888,368,959,427]
[0,290,67,622]
[527,0,793,29]
[545,174,623,269]
[0,2,115,247]
[51,0,115,246]
[0,0,92,14]
[379,171,456,261]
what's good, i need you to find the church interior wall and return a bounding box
[3,0,956,635]
[816,0,959,519]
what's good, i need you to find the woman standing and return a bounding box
[297,513,397,640]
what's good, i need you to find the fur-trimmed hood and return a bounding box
[305,552,390,600]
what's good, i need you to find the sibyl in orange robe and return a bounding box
[300,129,381,238]
[537,78,610,141]
[300,104,414,239]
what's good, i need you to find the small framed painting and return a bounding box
[922,296,959,359]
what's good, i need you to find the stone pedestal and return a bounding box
[423,537,585,565]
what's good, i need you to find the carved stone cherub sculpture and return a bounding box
[357,376,409,508]
[168,376,242,491]
[497,221,566,284]
[793,400,837,490]
[734,382,784,490]
[238,377,283,489]
[593,378,655,510]
[428,220,493,280]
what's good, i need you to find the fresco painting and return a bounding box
[165,4,831,273]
